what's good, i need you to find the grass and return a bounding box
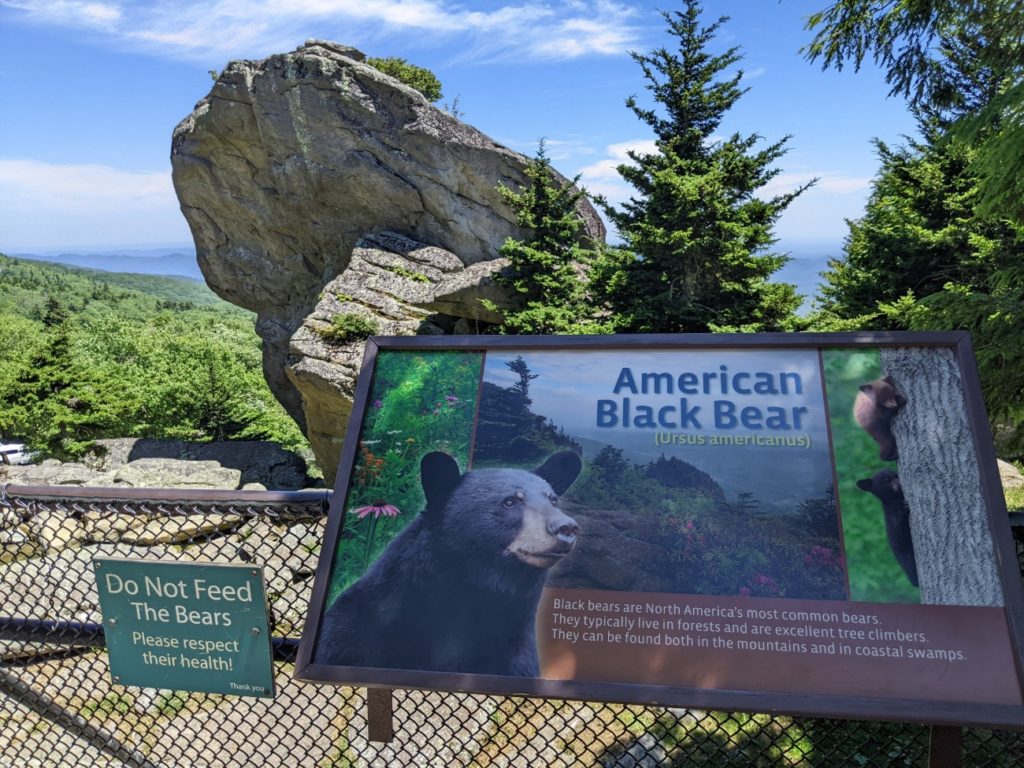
[153,691,190,718]
[80,691,135,720]
[1004,462,1024,512]
[1005,487,1024,512]
[387,264,431,283]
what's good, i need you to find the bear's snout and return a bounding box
[546,513,579,550]
[508,503,580,567]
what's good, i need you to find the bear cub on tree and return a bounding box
[315,450,582,676]
[857,469,918,587]
[853,375,906,461]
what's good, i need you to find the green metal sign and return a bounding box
[94,558,275,698]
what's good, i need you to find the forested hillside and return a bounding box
[0,254,309,463]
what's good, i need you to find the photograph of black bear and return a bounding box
[853,375,906,461]
[315,450,582,676]
[857,469,918,587]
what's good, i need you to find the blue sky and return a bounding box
[0,0,917,261]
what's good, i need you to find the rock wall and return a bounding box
[171,39,604,479]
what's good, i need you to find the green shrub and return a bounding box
[365,57,442,101]
[318,312,379,344]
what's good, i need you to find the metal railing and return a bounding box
[1,483,1022,767]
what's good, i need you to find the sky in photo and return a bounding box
[481,348,835,510]
[0,0,916,265]
[482,348,827,440]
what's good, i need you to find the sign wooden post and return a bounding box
[927,725,962,768]
[367,687,395,743]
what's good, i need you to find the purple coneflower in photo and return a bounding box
[354,502,401,520]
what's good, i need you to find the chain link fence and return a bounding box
[1,484,1022,767]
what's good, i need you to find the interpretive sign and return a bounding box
[296,332,1024,727]
[95,559,275,698]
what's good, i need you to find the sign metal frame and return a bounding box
[295,331,1024,728]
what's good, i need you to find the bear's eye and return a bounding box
[502,496,518,508]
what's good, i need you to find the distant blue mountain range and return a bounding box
[9,241,838,312]
[775,242,842,314]
[11,247,203,281]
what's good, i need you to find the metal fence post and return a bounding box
[928,725,963,768]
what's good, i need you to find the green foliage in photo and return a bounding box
[575,448,846,600]
[327,350,483,604]
[473,356,583,464]
[822,349,919,604]
[474,357,845,601]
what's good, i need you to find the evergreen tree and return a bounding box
[804,0,1024,218]
[815,125,1001,323]
[0,255,311,461]
[813,124,1024,448]
[0,299,130,459]
[807,2,1024,450]
[487,142,609,335]
[595,0,809,333]
[506,356,538,407]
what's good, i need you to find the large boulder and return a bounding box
[171,40,603,479]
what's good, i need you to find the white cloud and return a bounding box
[3,0,122,29]
[760,171,872,198]
[1,0,643,63]
[577,138,656,204]
[0,159,190,249]
[772,173,874,242]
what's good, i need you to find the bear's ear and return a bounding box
[421,452,461,515]
[856,478,873,492]
[533,451,583,495]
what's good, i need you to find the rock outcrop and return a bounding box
[287,231,514,475]
[0,438,310,491]
[171,40,603,479]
